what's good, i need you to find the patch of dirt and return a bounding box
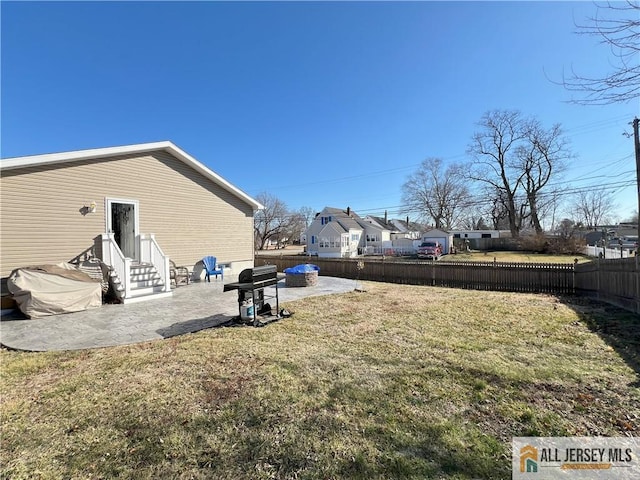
[469,380,639,441]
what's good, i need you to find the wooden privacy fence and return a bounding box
[574,256,639,314]
[255,256,575,294]
[255,255,640,313]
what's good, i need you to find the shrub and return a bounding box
[519,234,585,255]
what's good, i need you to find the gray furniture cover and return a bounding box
[7,262,102,318]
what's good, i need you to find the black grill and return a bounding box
[223,265,280,326]
[237,265,278,287]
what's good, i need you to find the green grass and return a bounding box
[2,284,638,479]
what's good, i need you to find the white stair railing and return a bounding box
[139,234,170,293]
[101,233,131,298]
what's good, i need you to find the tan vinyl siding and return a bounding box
[1,151,256,277]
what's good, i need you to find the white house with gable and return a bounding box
[305,207,394,257]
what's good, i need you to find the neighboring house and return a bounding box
[363,214,394,232]
[359,216,392,254]
[615,222,638,239]
[305,207,394,257]
[365,214,424,255]
[305,207,362,258]
[1,141,263,303]
[388,218,423,240]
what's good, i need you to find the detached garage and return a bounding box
[421,229,454,255]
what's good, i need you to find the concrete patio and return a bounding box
[0,275,355,352]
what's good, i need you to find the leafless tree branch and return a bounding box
[560,1,640,105]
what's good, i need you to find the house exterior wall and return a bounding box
[1,151,255,277]
[348,229,361,257]
[361,224,390,252]
[305,222,322,256]
[305,235,318,255]
[304,211,329,254]
[305,208,344,257]
[450,230,503,239]
[389,219,422,239]
[316,223,345,257]
[390,231,421,240]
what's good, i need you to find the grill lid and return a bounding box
[238,265,278,284]
[238,268,253,284]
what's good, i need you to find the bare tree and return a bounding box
[459,215,492,231]
[556,218,578,239]
[281,208,312,246]
[465,187,511,231]
[298,206,316,230]
[457,200,492,231]
[561,1,640,105]
[572,188,617,228]
[468,110,570,236]
[517,121,570,233]
[467,110,529,237]
[253,192,289,250]
[401,158,469,229]
[536,189,563,232]
[487,190,512,231]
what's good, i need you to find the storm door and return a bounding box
[106,199,139,259]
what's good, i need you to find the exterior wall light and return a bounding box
[81,201,97,215]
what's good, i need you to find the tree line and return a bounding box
[401,109,632,238]
[254,108,635,249]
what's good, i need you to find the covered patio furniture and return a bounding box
[7,262,103,318]
[170,260,190,287]
[202,256,223,282]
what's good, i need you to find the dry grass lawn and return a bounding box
[442,251,592,263]
[1,282,638,479]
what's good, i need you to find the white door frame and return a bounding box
[105,198,140,260]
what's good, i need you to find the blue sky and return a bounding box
[2,1,638,223]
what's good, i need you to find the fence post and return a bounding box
[596,255,600,300]
[637,255,640,314]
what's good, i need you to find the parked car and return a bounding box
[417,241,442,260]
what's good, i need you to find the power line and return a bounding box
[248,114,635,195]
[568,153,633,182]
[350,178,636,218]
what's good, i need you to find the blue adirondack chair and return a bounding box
[202,256,223,282]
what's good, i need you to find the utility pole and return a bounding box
[635,117,640,239]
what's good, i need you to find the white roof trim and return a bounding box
[319,223,346,235]
[1,141,264,210]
